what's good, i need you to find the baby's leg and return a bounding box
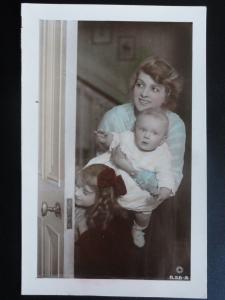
[135,211,152,227]
[132,212,152,248]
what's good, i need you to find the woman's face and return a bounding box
[133,71,167,112]
[75,184,96,207]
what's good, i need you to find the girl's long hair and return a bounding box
[81,164,127,230]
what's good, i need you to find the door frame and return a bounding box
[63,21,77,277]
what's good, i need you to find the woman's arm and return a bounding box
[111,146,138,176]
[98,107,125,133]
[166,113,186,192]
[111,146,158,194]
[97,108,123,152]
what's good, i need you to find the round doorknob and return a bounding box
[41,201,61,218]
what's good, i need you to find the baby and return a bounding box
[89,108,175,247]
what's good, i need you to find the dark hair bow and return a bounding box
[97,166,127,197]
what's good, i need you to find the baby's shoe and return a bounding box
[131,223,146,248]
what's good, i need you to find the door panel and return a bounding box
[38,179,64,277]
[44,224,60,276]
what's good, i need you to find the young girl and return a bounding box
[75,163,127,241]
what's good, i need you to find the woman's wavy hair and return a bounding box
[81,164,127,230]
[129,56,183,111]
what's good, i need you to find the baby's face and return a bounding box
[75,184,96,207]
[134,115,167,151]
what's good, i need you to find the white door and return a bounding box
[37,20,77,278]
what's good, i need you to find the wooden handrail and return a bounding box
[77,75,120,105]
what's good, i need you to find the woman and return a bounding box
[76,56,187,279]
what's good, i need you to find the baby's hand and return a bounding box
[94,130,112,148]
[94,129,107,144]
[156,187,172,203]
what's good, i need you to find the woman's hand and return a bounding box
[111,146,138,176]
[147,187,171,209]
[156,187,172,203]
[133,170,158,193]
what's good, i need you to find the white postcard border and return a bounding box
[21,4,207,298]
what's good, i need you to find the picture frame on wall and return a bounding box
[91,22,112,44]
[118,36,135,60]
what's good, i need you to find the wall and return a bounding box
[77,21,192,115]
